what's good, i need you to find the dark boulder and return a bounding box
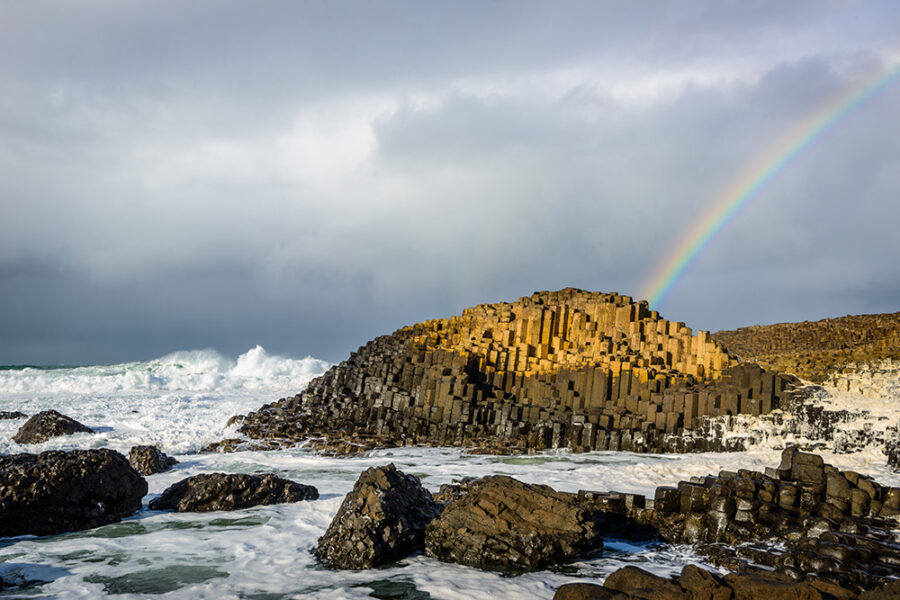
[0,411,26,420]
[554,565,854,600]
[678,564,731,600]
[0,449,147,536]
[723,572,822,600]
[425,475,604,570]
[314,463,441,569]
[128,445,178,476]
[603,566,688,599]
[553,583,626,600]
[148,473,317,512]
[12,410,93,444]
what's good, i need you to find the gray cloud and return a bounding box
[1,2,898,364]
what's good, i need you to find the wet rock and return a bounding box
[553,583,625,600]
[12,410,94,444]
[425,475,603,570]
[723,572,822,600]
[860,580,900,600]
[148,473,317,512]
[314,464,440,569]
[199,438,286,453]
[678,564,731,600]
[604,566,688,599]
[128,445,178,476]
[0,411,26,420]
[553,565,858,600]
[0,449,147,536]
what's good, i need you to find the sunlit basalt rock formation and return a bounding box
[229,289,799,454]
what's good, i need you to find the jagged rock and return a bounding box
[148,473,317,512]
[0,449,147,536]
[314,464,440,569]
[12,410,94,444]
[222,289,803,456]
[425,475,603,570]
[128,445,178,475]
[199,438,287,453]
[0,411,26,420]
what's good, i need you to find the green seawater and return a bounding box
[83,565,228,595]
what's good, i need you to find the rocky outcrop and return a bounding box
[0,411,26,420]
[553,563,890,600]
[713,312,900,383]
[148,473,317,512]
[0,449,147,536]
[424,475,605,570]
[228,289,799,454]
[12,410,94,444]
[314,464,441,569]
[128,445,178,475]
[579,448,900,593]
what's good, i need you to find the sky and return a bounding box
[2,1,899,365]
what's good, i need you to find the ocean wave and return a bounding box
[0,346,330,395]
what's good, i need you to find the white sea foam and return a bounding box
[0,346,330,455]
[0,345,329,395]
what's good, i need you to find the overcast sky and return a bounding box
[2,1,899,365]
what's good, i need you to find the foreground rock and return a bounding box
[12,410,94,444]
[228,289,801,455]
[148,473,317,512]
[553,563,891,600]
[579,447,900,593]
[425,476,604,570]
[0,411,26,420]
[0,449,147,536]
[128,445,178,475]
[314,464,441,569]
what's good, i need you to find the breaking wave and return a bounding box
[0,346,330,395]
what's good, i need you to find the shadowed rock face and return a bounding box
[0,449,147,536]
[229,289,799,454]
[128,445,178,476]
[425,475,604,571]
[314,464,441,569]
[148,473,318,512]
[12,410,94,444]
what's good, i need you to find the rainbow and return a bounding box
[641,61,900,308]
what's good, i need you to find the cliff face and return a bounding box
[712,312,900,383]
[231,289,797,454]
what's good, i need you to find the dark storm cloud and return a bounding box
[1,1,898,364]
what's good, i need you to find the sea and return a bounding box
[0,346,897,599]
